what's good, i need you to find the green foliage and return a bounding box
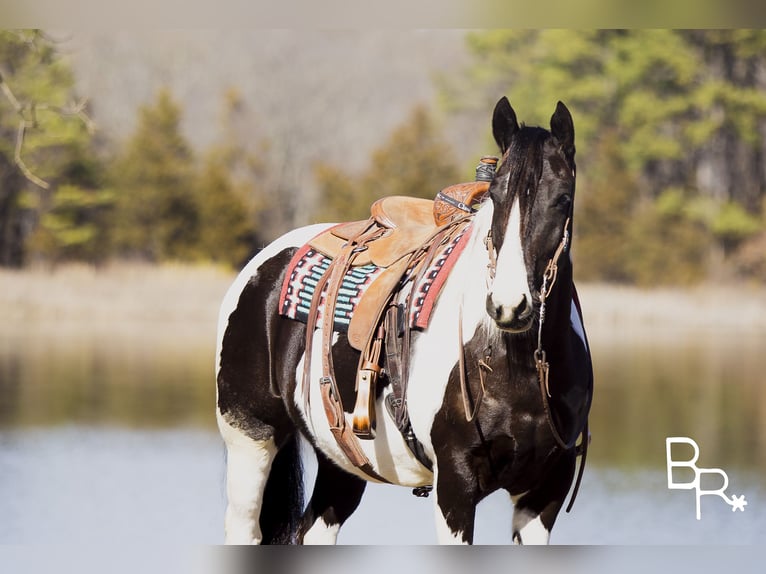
[110,89,199,261]
[314,163,358,222]
[622,191,712,286]
[28,184,115,263]
[710,201,761,243]
[314,105,461,222]
[445,30,766,285]
[0,30,97,266]
[574,130,636,283]
[109,86,268,268]
[194,148,253,267]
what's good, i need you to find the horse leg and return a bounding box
[432,463,479,544]
[219,415,278,544]
[298,448,367,544]
[511,451,576,545]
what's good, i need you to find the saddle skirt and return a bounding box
[278,221,473,348]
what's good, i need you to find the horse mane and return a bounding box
[503,125,550,209]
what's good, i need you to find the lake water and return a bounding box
[0,320,764,547]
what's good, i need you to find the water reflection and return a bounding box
[0,321,764,545]
[0,426,761,545]
[0,328,215,428]
[1,324,764,475]
[588,328,766,474]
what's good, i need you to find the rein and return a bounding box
[479,217,574,449]
[534,217,571,449]
[477,214,590,511]
[532,216,590,513]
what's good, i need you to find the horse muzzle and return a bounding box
[486,293,535,333]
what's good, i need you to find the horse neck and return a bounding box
[541,257,574,349]
[539,257,581,410]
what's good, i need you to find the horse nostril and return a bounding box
[515,296,532,320]
[486,294,501,319]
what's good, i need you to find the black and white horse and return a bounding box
[215,98,593,544]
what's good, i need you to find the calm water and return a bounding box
[0,323,764,545]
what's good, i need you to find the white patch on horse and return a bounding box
[293,320,433,487]
[406,203,496,463]
[570,300,588,353]
[487,197,532,324]
[301,517,340,545]
[515,515,550,545]
[217,413,278,544]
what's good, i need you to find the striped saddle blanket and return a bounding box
[278,224,472,333]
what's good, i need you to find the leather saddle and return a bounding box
[309,196,440,351]
[309,182,490,347]
[301,175,492,482]
[310,196,438,268]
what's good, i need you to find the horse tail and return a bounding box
[259,434,304,544]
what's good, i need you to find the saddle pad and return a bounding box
[409,224,471,329]
[279,245,384,331]
[278,224,473,333]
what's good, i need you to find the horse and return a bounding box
[215,97,593,545]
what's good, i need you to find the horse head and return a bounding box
[485,97,576,333]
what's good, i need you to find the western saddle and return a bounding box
[301,157,497,481]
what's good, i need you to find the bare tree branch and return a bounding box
[15,120,50,189]
[0,71,94,190]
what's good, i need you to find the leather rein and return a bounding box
[461,214,590,512]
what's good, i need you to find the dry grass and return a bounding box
[0,262,235,342]
[577,283,766,343]
[1,263,765,343]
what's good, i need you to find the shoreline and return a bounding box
[1,263,765,339]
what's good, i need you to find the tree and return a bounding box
[26,162,115,265]
[0,30,97,266]
[110,88,198,261]
[194,147,254,268]
[442,30,766,284]
[314,105,461,223]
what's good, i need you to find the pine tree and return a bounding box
[192,88,271,266]
[110,88,198,261]
[0,30,98,266]
[194,147,253,267]
[443,30,766,284]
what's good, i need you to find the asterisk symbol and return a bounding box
[730,494,747,512]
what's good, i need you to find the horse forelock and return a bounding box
[492,126,550,249]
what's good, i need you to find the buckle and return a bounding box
[412,485,433,498]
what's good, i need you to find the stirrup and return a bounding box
[352,368,377,439]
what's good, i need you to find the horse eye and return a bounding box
[555,193,572,210]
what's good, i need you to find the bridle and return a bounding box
[532,217,571,448]
[472,211,589,512]
[481,215,573,449]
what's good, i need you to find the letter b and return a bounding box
[666,437,700,490]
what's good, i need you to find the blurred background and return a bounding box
[0,29,764,545]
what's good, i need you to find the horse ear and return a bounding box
[492,96,519,153]
[550,101,575,162]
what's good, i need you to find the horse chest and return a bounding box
[430,352,563,491]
